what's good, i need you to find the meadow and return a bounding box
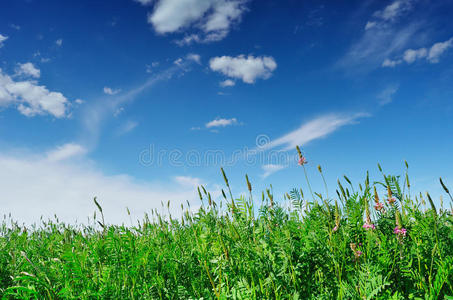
[1,150,452,299]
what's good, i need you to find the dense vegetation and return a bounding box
[1,155,453,299]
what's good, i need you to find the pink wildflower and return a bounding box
[333,225,338,232]
[388,197,396,205]
[374,202,384,211]
[298,156,307,166]
[356,250,362,257]
[394,226,407,237]
[363,223,376,230]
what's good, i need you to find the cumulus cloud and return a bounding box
[103,86,121,95]
[205,117,238,128]
[262,164,286,178]
[55,39,63,47]
[382,37,453,67]
[16,62,41,78]
[0,34,8,48]
[0,148,204,225]
[259,113,368,151]
[143,0,248,44]
[220,79,235,87]
[209,55,277,84]
[0,68,70,118]
[47,143,87,162]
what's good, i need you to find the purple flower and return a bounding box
[356,251,362,257]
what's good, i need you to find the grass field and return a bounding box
[1,156,453,299]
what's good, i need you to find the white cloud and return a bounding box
[339,22,420,72]
[146,0,248,43]
[81,64,187,148]
[382,58,402,67]
[209,55,277,84]
[173,58,183,66]
[55,39,63,47]
[186,53,201,64]
[403,48,427,63]
[377,85,399,105]
[220,79,235,87]
[0,148,203,225]
[47,143,87,162]
[135,0,153,5]
[16,62,41,78]
[428,38,453,63]
[382,37,453,66]
[339,0,418,72]
[364,21,377,30]
[205,117,238,128]
[117,120,138,135]
[262,164,286,178]
[10,24,21,30]
[372,0,412,23]
[103,86,121,95]
[113,107,124,117]
[174,176,203,188]
[175,34,201,46]
[0,34,8,48]
[0,68,70,118]
[75,98,84,104]
[259,113,368,151]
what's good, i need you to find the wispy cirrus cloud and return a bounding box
[262,164,286,178]
[80,55,199,148]
[377,85,399,105]
[338,0,420,72]
[0,34,8,48]
[259,113,368,151]
[365,0,413,30]
[46,143,87,162]
[117,120,139,136]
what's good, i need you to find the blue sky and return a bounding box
[1,0,453,224]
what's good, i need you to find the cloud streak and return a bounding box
[260,113,368,151]
[79,58,197,148]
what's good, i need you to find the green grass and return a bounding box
[1,163,453,299]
